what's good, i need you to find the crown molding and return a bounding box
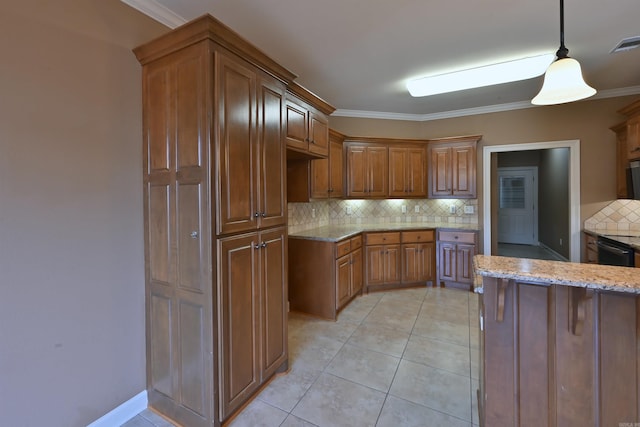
[121,0,187,28]
[333,85,640,122]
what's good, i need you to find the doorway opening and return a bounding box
[482,140,581,262]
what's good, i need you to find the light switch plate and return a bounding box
[401,205,407,213]
[464,205,474,214]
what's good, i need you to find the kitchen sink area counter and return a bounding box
[474,254,640,426]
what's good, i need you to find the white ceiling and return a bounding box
[124,0,640,120]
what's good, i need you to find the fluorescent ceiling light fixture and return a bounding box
[407,53,555,97]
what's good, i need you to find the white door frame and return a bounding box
[482,140,581,262]
[497,166,538,245]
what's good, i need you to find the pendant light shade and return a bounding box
[531,0,596,105]
[531,57,596,105]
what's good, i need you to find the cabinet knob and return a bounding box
[261,212,267,217]
[254,243,261,250]
[261,242,267,248]
[190,231,199,239]
[254,212,260,218]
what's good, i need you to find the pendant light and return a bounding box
[531,0,596,105]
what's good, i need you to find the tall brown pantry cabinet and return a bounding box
[134,16,292,427]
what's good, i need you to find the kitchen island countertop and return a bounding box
[474,254,640,294]
[289,222,479,242]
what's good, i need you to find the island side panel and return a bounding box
[482,277,517,426]
[288,238,336,319]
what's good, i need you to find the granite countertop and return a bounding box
[289,222,480,242]
[583,228,640,251]
[474,254,640,294]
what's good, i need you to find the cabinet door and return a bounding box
[310,157,329,199]
[628,116,640,160]
[215,51,258,235]
[366,245,386,286]
[438,242,456,282]
[452,144,476,197]
[388,147,408,197]
[347,145,368,197]
[260,227,287,378]
[336,254,352,309]
[351,247,363,296]
[420,242,436,282]
[309,111,329,157]
[401,243,420,283]
[329,138,344,198]
[456,243,476,284]
[218,233,260,420]
[367,146,389,197]
[407,147,427,197]
[615,128,629,198]
[257,75,286,228]
[430,146,451,197]
[385,245,402,284]
[285,99,308,151]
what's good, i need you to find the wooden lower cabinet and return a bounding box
[289,235,363,320]
[584,231,598,264]
[437,230,477,290]
[480,277,640,426]
[218,227,288,420]
[364,230,435,293]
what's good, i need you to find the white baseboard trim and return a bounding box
[87,390,147,427]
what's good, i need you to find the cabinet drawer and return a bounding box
[402,230,435,243]
[350,235,363,251]
[366,232,401,245]
[336,239,351,258]
[438,230,476,244]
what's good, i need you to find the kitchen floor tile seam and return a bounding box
[407,331,472,349]
[398,296,429,360]
[377,392,475,427]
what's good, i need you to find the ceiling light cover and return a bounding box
[407,54,555,97]
[531,57,596,105]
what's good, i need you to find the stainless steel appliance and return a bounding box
[597,235,635,267]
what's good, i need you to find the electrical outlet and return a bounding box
[464,205,474,214]
[346,206,352,215]
[415,205,420,213]
[559,238,563,246]
[449,205,456,214]
[311,208,316,218]
[401,205,407,214]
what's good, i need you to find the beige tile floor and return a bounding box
[123,287,480,427]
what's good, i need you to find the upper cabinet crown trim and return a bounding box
[133,14,297,84]
[287,82,335,115]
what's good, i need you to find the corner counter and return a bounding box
[474,255,640,426]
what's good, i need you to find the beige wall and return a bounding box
[330,95,639,225]
[0,1,167,425]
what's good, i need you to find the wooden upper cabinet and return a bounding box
[346,143,388,198]
[627,115,640,160]
[310,130,344,199]
[216,50,286,235]
[428,137,479,199]
[285,100,308,151]
[284,94,329,158]
[388,146,427,198]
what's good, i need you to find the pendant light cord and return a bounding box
[557,0,569,59]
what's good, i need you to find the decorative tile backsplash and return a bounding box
[584,199,640,233]
[288,199,479,234]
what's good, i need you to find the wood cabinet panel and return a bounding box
[437,230,477,289]
[351,247,363,296]
[428,138,478,198]
[389,146,426,197]
[628,115,640,160]
[328,137,345,198]
[309,111,329,157]
[218,233,260,419]
[366,232,401,245]
[584,232,598,264]
[260,228,287,378]
[285,100,307,150]
[346,144,388,198]
[137,19,292,426]
[336,254,352,309]
[480,278,640,426]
